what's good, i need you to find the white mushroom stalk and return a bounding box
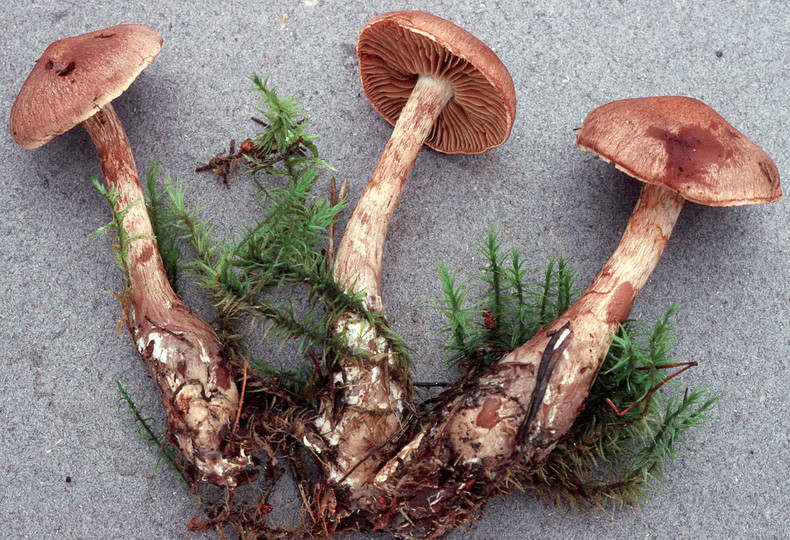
[311,11,516,501]
[316,72,454,496]
[333,73,454,310]
[10,25,252,487]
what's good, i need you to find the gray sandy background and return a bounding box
[1,1,788,538]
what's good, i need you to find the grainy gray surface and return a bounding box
[1,1,788,539]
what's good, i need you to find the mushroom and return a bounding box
[313,11,516,496]
[10,25,251,486]
[497,96,780,463]
[335,10,517,310]
[374,96,780,504]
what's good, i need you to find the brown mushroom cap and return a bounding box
[10,24,162,150]
[356,10,516,155]
[577,96,781,206]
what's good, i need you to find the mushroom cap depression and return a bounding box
[577,96,781,206]
[10,24,162,150]
[357,10,516,155]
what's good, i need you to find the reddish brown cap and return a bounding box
[356,11,516,155]
[10,24,162,150]
[577,96,781,206]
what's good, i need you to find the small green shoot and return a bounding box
[115,380,190,486]
[432,227,579,368]
[143,159,181,292]
[433,227,718,509]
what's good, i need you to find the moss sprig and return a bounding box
[142,159,181,292]
[433,227,579,368]
[434,227,718,509]
[91,178,157,313]
[115,380,190,486]
[141,76,410,390]
[91,177,133,285]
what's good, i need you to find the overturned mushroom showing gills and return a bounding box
[371,96,780,534]
[314,10,516,502]
[10,25,251,486]
[337,11,516,308]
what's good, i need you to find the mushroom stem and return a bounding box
[312,75,453,497]
[81,104,250,486]
[82,104,174,305]
[375,182,686,489]
[484,182,685,463]
[334,73,454,310]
